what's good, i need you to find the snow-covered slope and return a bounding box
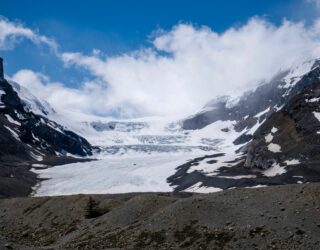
[0,69,92,162]
[9,80,55,116]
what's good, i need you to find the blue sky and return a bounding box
[1,0,320,117]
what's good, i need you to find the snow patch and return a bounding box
[265,133,273,143]
[32,164,48,168]
[268,143,281,153]
[31,133,40,142]
[245,185,268,189]
[285,159,300,165]
[313,112,320,122]
[246,117,266,135]
[4,125,20,141]
[216,175,256,179]
[254,107,270,118]
[30,151,43,161]
[306,97,320,103]
[271,127,278,133]
[184,182,222,193]
[5,114,21,126]
[263,163,286,177]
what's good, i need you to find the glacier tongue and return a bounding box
[33,154,197,195]
[33,117,244,195]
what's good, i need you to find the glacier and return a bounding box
[32,116,244,195]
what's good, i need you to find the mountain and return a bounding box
[0,58,93,197]
[168,59,320,192]
[3,56,320,196]
[182,59,318,131]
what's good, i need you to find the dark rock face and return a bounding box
[0,76,93,160]
[233,133,253,145]
[245,80,320,170]
[0,57,3,79]
[0,162,37,198]
[0,60,94,197]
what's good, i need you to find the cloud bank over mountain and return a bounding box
[3,17,320,117]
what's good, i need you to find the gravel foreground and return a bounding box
[1,184,320,249]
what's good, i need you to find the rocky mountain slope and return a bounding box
[1,184,320,249]
[167,59,320,192]
[183,60,319,131]
[0,58,93,197]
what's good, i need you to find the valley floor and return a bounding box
[1,183,320,249]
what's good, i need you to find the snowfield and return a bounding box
[33,154,201,196]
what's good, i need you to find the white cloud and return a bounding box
[11,70,110,115]
[0,17,57,52]
[61,18,320,117]
[5,17,320,118]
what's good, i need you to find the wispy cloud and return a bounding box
[0,17,58,52]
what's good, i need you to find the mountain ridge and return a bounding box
[0,57,94,197]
